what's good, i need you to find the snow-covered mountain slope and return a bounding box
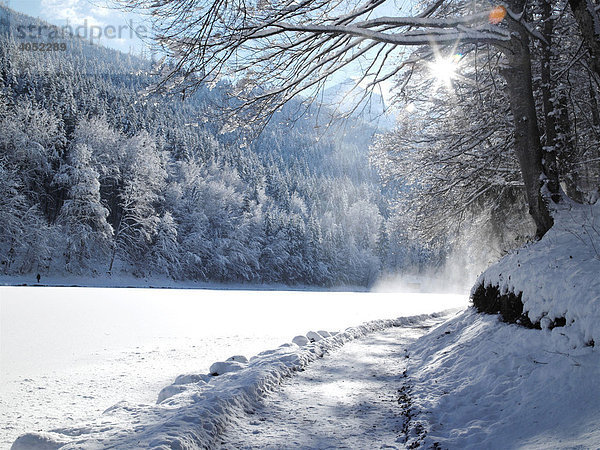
[320,78,396,130]
[0,4,405,287]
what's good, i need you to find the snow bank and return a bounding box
[11,311,454,450]
[292,335,309,346]
[306,331,324,342]
[403,309,600,449]
[474,200,600,347]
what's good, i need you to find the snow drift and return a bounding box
[473,200,600,347]
[403,309,600,448]
[11,312,454,449]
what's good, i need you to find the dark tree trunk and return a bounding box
[500,20,554,238]
[591,80,600,197]
[568,0,600,76]
[590,77,600,128]
[539,0,561,203]
[555,92,584,203]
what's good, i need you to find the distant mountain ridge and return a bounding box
[321,78,396,130]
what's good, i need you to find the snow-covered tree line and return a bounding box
[0,8,427,285]
[123,0,600,251]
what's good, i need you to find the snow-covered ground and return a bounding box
[220,316,448,449]
[218,309,599,449]
[406,309,600,449]
[13,304,596,449]
[10,311,457,449]
[4,282,598,449]
[0,286,466,448]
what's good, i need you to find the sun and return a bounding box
[427,54,461,90]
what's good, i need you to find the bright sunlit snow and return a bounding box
[406,310,600,449]
[0,286,466,447]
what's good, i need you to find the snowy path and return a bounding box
[219,317,445,449]
[1,287,466,448]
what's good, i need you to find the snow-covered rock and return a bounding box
[540,316,552,330]
[173,373,212,385]
[306,331,323,342]
[317,330,331,338]
[11,432,72,450]
[157,384,191,404]
[292,335,310,346]
[226,355,248,363]
[209,360,247,376]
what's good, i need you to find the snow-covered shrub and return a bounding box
[472,283,537,328]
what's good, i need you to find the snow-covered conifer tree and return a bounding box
[55,143,113,272]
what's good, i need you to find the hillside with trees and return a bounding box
[0,5,435,286]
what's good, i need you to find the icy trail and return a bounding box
[219,317,446,449]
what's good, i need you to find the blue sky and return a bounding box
[6,0,150,54]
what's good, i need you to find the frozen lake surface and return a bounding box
[0,286,466,447]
